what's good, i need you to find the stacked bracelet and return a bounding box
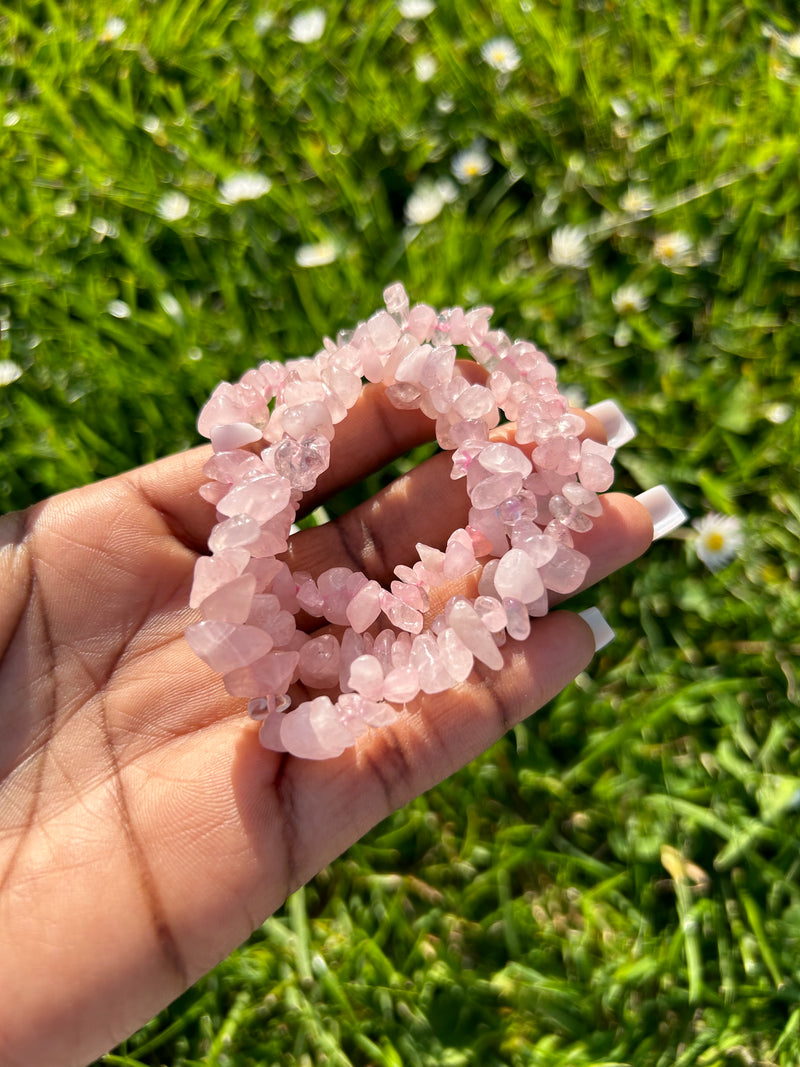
[186,284,615,759]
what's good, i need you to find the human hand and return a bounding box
[0,382,652,1067]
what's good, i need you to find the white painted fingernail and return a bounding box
[578,607,615,651]
[636,485,687,539]
[586,399,637,447]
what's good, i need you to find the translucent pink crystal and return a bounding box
[346,579,383,632]
[493,548,545,604]
[210,421,262,452]
[298,634,341,687]
[478,441,533,477]
[578,439,615,492]
[406,303,438,342]
[383,282,410,318]
[217,473,291,523]
[503,597,531,640]
[185,620,273,672]
[348,654,385,700]
[223,649,300,697]
[199,574,257,624]
[208,514,261,553]
[410,633,454,693]
[270,434,331,491]
[474,595,507,633]
[539,543,590,594]
[470,472,523,510]
[390,580,429,612]
[281,401,334,442]
[281,697,354,760]
[445,597,504,670]
[383,665,421,704]
[258,712,288,753]
[380,591,424,634]
[437,627,474,682]
[367,310,402,353]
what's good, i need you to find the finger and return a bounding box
[257,609,597,885]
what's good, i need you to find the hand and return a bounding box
[0,382,652,1067]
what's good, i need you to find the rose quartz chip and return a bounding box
[199,573,257,624]
[223,649,300,698]
[367,310,402,353]
[346,579,383,632]
[470,472,523,510]
[410,633,454,693]
[539,543,590,594]
[383,665,420,704]
[208,514,261,553]
[383,282,410,318]
[578,439,615,492]
[437,627,473,682]
[503,597,531,641]
[381,591,423,634]
[298,634,341,688]
[445,597,504,670]
[348,654,385,700]
[443,533,476,580]
[493,548,544,604]
[217,473,291,523]
[210,421,262,452]
[281,697,353,760]
[390,580,429,612]
[479,441,532,477]
[185,620,273,672]
[407,303,438,342]
[474,595,507,633]
[258,712,288,753]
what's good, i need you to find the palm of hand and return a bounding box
[0,390,651,1067]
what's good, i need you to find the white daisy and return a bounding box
[653,231,694,270]
[156,190,190,222]
[404,181,446,225]
[100,17,126,42]
[107,299,132,319]
[295,240,337,267]
[398,0,435,16]
[218,172,272,204]
[0,360,22,386]
[414,54,437,82]
[764,402,792,425]
[619,185,654,214]
[612,282,648,315]
[549,225,591,269]
[693,512,743,571]
[289,8,326,43]
[481,36,521,73]
[450,143,492,183]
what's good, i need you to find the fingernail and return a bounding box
[578,607,615,651]
[585,399,637,448]
[635,485,687,539]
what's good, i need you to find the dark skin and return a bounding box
[0,383,652,1067]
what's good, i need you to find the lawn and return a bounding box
[1,0,800,1064]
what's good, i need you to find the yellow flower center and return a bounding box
[706,533,725,551]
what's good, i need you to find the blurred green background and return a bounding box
[2,0,800,1064]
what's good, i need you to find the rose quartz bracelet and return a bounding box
[186,284,615,759]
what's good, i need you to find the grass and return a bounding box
[1,0,799,1063]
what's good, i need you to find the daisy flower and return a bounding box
[404,181,446,225]
[612,282,648,315]
[549,225,591,269]
[0,360,22,386]
[289,8,326,43]
[414,54,437,82]
[653,231,694,270]
[295,240,337,267]
[450,143,492,183]
[156,190,190,222]
[219,172,272,204]
[693,512,744,571]
[481,37,521,74]
[398,0,435,17]
[619,186,654,214]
